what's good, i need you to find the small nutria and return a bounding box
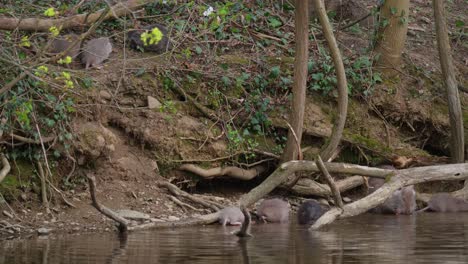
[81,37,112,69]
[297,200,326,225]
[399,185,417,214]
[49,34,81,59]
[127,23,171,53]
[419,193,468,213]
[256,198,290,223]
[218,206,245,226]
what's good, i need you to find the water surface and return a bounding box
[2,213,468,263]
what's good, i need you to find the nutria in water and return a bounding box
[218,206,245,226]
[419,193,468,213]
[297,200,326,225]
[256,198,289,223]
[81,37,112,69]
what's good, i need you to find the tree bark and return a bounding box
[281,0,308,162]
[374,0,409,74]
[432,0,464,164]
[312,0,348,161]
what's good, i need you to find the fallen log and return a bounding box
[311,163,468,230]
[0,0,151,31]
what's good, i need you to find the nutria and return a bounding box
[256,198,289,223]
[127,23,171,53]
[297,200,326,225]
[49,34,81,59]
[218,206,245,226]
[368,165,416,215]
[81,37,112,69]
[419,193,468,213]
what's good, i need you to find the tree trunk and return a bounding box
[312,0,348,161]
[432,0,464,164]
[281,0,309,162]
[374,0,409,74]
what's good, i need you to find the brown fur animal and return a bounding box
[81,37,112,69]
[49,34,81,59]
[256,198,289,223]
[419,193,468,213]
[218,206,245,226]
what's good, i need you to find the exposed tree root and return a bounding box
[0,153,11,184]
[311,163,468,230]
[179,164,266,181]
[157,181,221,211]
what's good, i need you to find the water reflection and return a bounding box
[2,213,468,263]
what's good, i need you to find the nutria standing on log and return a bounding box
[127,23,171,53]
[49,34,81,59]
[81,37,112,69]
[297,200,327,225]
[418,193,468,213]
[256,198,290,223]
[218,206,245,226]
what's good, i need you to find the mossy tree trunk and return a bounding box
[281,0,309,162]
[432,0,464,164]
[374,0,409,74]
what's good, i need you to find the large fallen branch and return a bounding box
[311,163,468,230]
[0,0,152,31]
[179,164,266,181]
[239,161,390,207]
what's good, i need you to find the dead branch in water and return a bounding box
[87,174,130,232]
[311,163,468,230]
[179,164,266,181]
[316,156,343,208]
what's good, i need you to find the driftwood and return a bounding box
[87,174,130,232]
[311,163,468,230]
[0,0,151,31]
[179,164,266,181]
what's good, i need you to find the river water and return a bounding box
[2,213,468,263]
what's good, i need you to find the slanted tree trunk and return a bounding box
[432,0,464,164]
[312,0,348,161]
[281,0,309,162]
[374,0,409,74]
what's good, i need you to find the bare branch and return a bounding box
[316,155,343,208]
[0,154,11,184]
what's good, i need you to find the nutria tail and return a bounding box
[416,206,429,213]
